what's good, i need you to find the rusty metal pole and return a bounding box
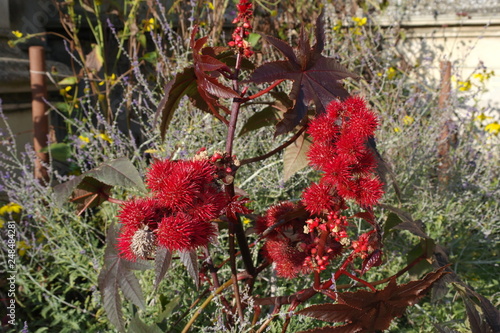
[29,46,50,183]
[437,60,454,188]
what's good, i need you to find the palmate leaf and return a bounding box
[249,12,358,135]
[98,225,150,332]
[156,26,240,140]
[179,249,200,288]
[297,266,449,333]
[53,157,147,214]
[154,246,172,290]
[283,130,312,181]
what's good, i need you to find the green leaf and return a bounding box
[53,157,147,211]
[238,106,280,137]
[407,238,435,278]
[283,131,311,181]
[57,76,78,86]
[140,51,158,65]
[128,313,163,333]
[157,296,181,322]
[383,212,403,239]
[248,33,261,48]
[40,142,72,162]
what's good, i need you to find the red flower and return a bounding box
[255,201,307,240]
[156,212,217,251]
[307,96,384,207]
[263,239,310,278]
[146,159,218,211]
[116,198,166,260]
[302,182,346,215]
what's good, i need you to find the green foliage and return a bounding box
[1,0,499,332]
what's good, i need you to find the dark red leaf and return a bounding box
[70,177,111,215]
[225,196,252,221]
[250,13,358,134]
[156,26,240,140]
[361,249,383,275]
[297,266,449,332]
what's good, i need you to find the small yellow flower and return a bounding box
[333,20,342,32]
[457,80,472,91]
[352,17,367,27]
[65,86,72,92]
[393,127,401,133]
[484,122,500,135]
[205,1,214,10]
[17,241,31,257]
[99,73,118,86]
[474,113,493,122]
[0,202,23,215]
[473,70,494,83]
[12,30,23,38]
[241,217,252,225]
[387,67,397,80]
[403,115,414,126]
[78,135,90,147]
[143,18,157,32]
[96,133,113,143]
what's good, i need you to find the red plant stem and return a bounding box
[340,270,376,292]
[106,197,126,205]
[241,79,284,101]
[240,125,307,166]
[224,27,255,320]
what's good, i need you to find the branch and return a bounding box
[241,79,285,101]
[240,125,307,166]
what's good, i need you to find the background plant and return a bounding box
[1,1,499,332]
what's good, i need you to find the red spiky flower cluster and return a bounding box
[258,97,384,278]
[117,156,231,261]
[307,96,384,207]
[228,0,254,57]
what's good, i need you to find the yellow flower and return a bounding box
[473,70,494,83]
[333,20,342,32]
[99,73,118,86]
[143,18,158,32]
[78,135,90,147]
[393,127,401,133]
[96,133,113,143]
[474,113,493,122]
[485,122,500,135]
[205,1,214,10]
[12,30,23,38]
[65,86,72,92]
[352,17,367,27]
[403,115,414,126]
[457,80,472,91]
[17,241,31,257]
[0,202,23,215]
[387,67,397,80]
[241,217,252,225]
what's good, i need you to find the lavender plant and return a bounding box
[1,1,498,332]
